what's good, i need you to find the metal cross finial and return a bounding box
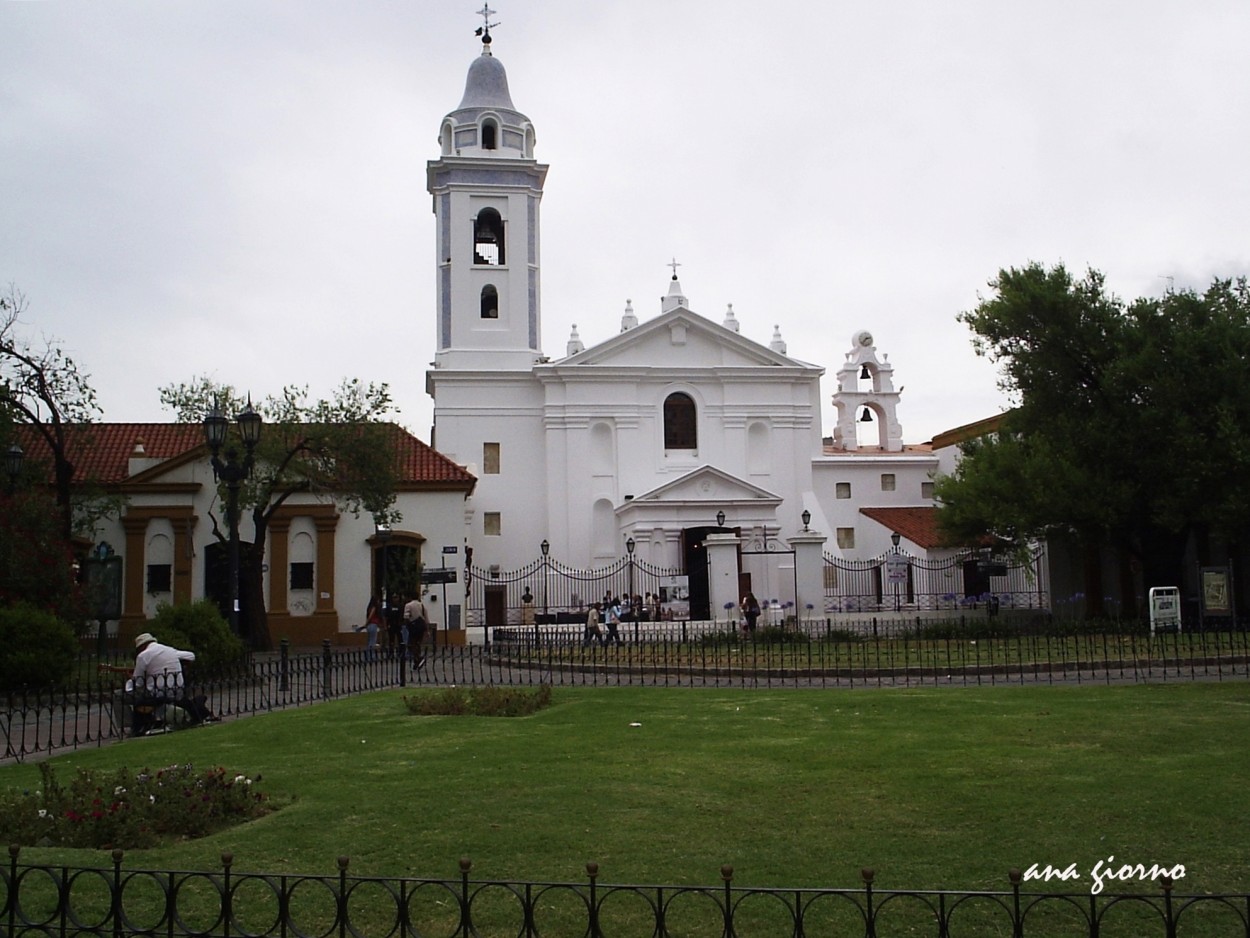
[475,5,500,39]
[667,257,682,279]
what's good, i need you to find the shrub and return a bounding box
[403,684,553,717]
[753,626,810,645]
[822,628,866,643]
[0,602,81,689]
[0,762,271,849]
[147,600,247,670]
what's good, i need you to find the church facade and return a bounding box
[424,31,944,620]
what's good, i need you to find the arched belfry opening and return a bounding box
[474,208,505,265]
[481,118,498,150]
[480,284,499,319]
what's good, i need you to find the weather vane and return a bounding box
[474,5,500,42]
[667,257,682,280]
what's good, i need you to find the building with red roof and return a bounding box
[12,422,475,645]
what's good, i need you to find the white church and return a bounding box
[424,25,953,621]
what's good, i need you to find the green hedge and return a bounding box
[0,602,81,689]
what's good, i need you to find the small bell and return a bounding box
[860,364,870,380]
[860,408,874,422]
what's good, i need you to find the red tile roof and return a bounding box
[859,505,950,550]
[930,412,1011,450]
[12,422,475,490]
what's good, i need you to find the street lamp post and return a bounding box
[375,521,392,651]
[6,443,23,495]
[625,536,636,641]
[540,539,550,621]
[204,402,263,638]
[625,533,636,596]
[891,530,902,612]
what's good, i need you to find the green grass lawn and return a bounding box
[3,682,1248,895]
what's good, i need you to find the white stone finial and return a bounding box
[620,298,638,332]
[722,302,739,333]
[567,324,584,356]
[770,324,787,354]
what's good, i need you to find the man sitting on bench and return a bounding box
[110,633,214,736]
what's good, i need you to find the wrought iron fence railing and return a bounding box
[459,546,1052,626]
[466,555,683,626]
[822,545,1051,614]
[5,624,1249,763]
[4,849,1245,938]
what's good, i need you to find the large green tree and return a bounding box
[160,378,402,650]
[937,264,1250,612]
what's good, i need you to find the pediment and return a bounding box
[627,465,783,508]
[555,307,805,371]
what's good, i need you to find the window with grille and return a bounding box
[663,392,697,449]
[146,564,172,594]
[290,562,314,591]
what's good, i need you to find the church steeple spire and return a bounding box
[427,9,548,370]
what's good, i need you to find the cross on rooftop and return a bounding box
[475,5,499,38]
[667,258,682,279]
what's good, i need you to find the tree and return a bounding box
[0,486,88,624]
[1,285,102,541]
[937,263,1250,614]
[160,378,402,650]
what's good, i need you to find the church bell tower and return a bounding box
[426,22,548,371]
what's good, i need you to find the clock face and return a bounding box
[855,330,873,348]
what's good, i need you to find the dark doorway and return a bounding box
[962,559,991,600]
[375,543,421,607]
[683,524,729,620]
[484,586,507,629]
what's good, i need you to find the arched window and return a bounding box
[473,208,505,265]
[663,392,697,449]
[480,284,499,319]
[482,118,498,150]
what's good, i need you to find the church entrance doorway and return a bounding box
[484,586,507,630]
[682,525,731,621]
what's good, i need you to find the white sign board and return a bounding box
[1149,586,1181,634]
[885,555,909,585]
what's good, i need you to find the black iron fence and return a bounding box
[1,641,419,764]
[6,623,1249,763]
[467,555,683,626]
[823,546,1050,614]
[4,849,1246,938]
[462,546,1051,627]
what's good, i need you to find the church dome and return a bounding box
[439,39,536,159]
[458,53,516,110]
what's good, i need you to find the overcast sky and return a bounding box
[4,2,1248,445]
